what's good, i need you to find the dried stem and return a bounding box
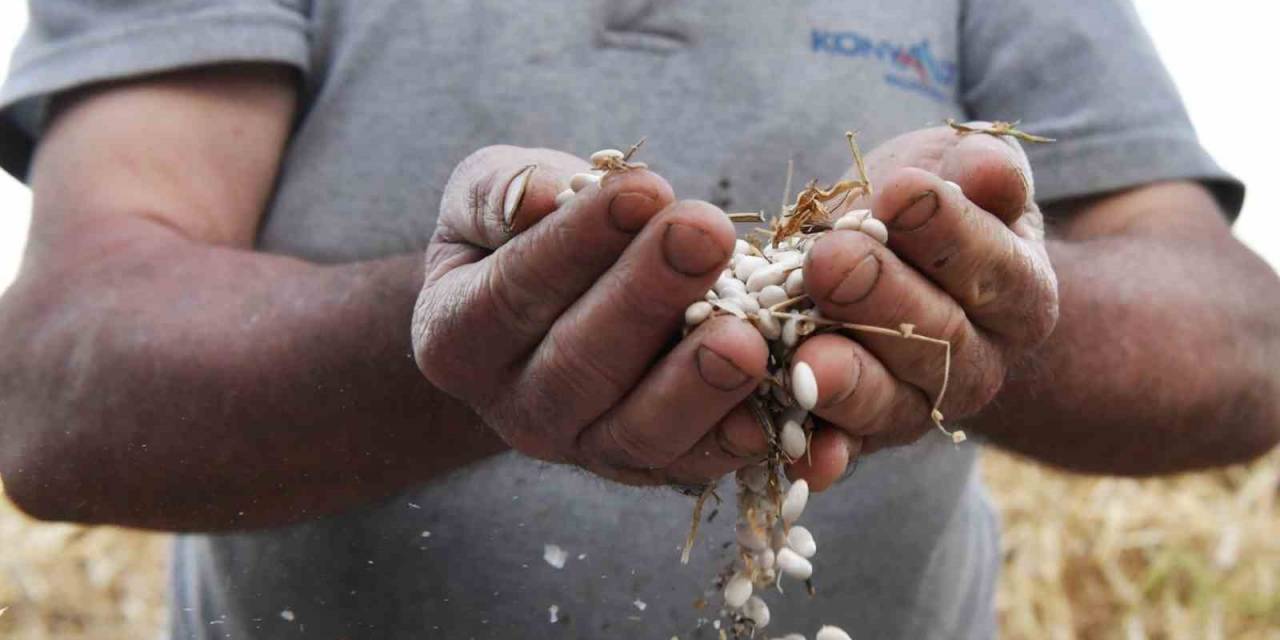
[945,118,1055,144]
[681,483,718,564]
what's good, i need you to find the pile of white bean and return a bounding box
[562,147,948,640]
[680,208,885,640]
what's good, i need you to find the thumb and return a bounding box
[437,145,589,250]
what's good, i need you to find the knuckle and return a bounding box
[538,330,632,405]
[605,418,683,468]
[484,252,551,337]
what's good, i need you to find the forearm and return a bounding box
[0,222,505,530]
[975,228,1280,474]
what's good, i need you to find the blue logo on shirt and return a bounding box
[811,29,957,102]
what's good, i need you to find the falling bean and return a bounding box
[816,625,853,640]
[786,525,817,559]
[744,596,771,629]
[775,547,813,580]
[781,479,809,524]
[724,572,753,609]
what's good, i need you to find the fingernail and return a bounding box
[502,164,537,231]
[892,191,938,231]
[696,345,751,391]
[663,222,727,276]
[825,345,862,408]
[608,191,657,233]
[838,436,862,482]
[828,254,880,304]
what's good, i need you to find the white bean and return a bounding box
[816,625,853,640]
[781,316,799,347]
[861,217,889,244]
[775,547,813,580]
[590,149,624,165]
[568,172,600,192]
[786,525,817,558]
[732,293,761,315]
[744,596,771,629]
[780,419,807,459]
[791,362,819,410]
[724,572,753,609]
[734,239,753,256]
[833,214,863,231]
[784,269,805,297]
[715,275,748,299]
[754,310,782,340]
[781,479,809,524]
[685,301,713,325]
[756,284,788,308]
[745,263,788,292]
[943,180,963,194]
[734,255,770,281]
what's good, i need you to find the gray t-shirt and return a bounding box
[0,2,1240,639]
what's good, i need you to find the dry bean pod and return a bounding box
[590,149,624,165]
[736,522,769,552]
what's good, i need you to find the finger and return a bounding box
[785,428,861,492]
[527,200,737,431]
[874,167,1058,346]
[792,333,934,438]
[804,230,1005,419]
[937,123,1034,226]
[661,404,771,484]
[436,145,587,249]
[575,314,767,473]
[413,168,676,393]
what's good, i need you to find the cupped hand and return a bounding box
[789,124,1060,490]
[412,145,771,486]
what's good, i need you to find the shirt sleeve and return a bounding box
[0,0,311,181]
[960,0,1244,218]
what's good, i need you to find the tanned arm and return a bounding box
[0,65,504,531]
[979,181,1280,474]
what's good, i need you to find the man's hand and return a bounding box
[790,125,1060,489]
[412,146,771,486]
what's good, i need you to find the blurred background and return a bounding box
[0,2,1277,639]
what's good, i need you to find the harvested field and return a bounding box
[1,449,1277,639]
